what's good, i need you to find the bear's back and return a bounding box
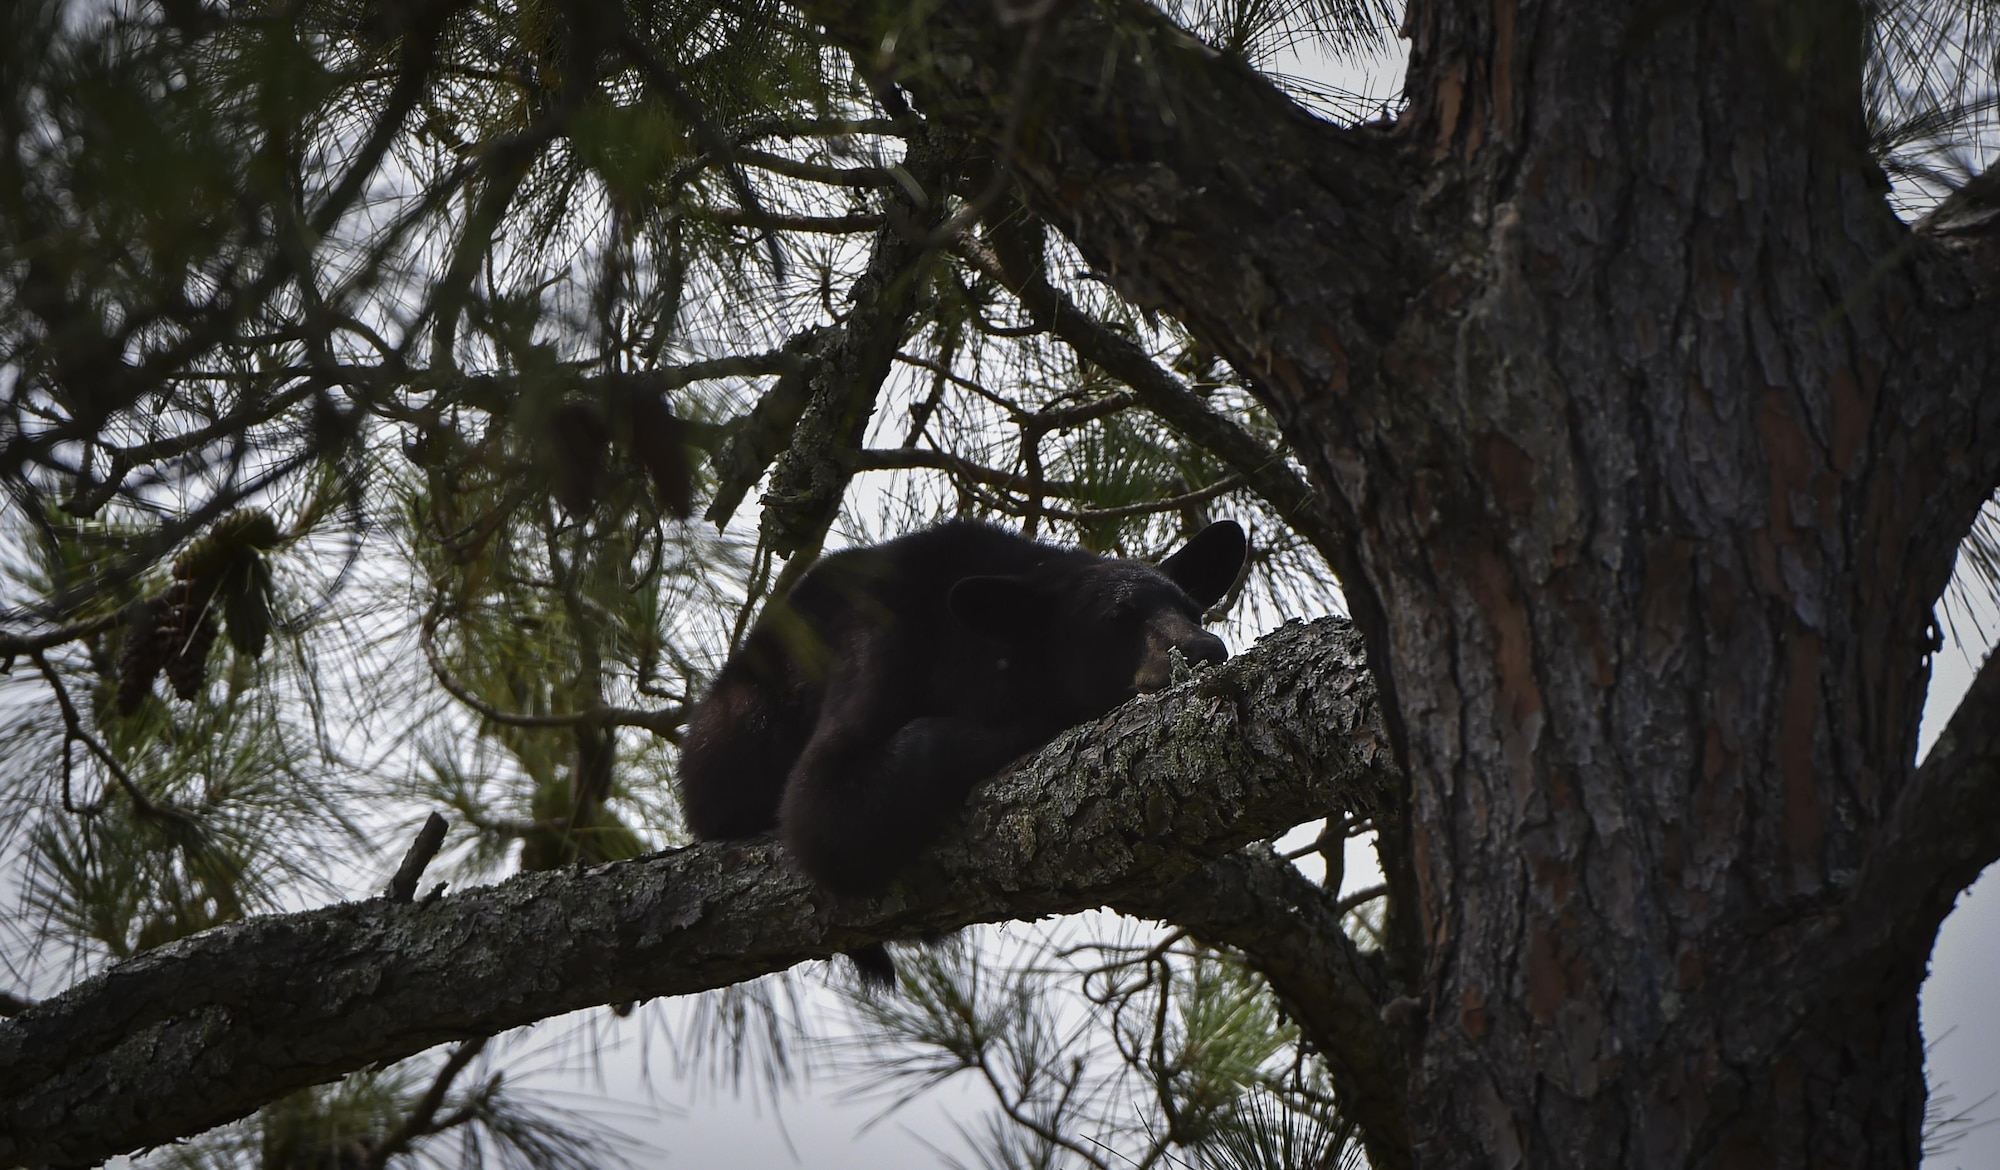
[792,520,1083,616]
[782,520,1093,706]
[677,522,1094,840]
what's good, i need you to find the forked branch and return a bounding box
[1115,846,1411,1170]
[1726,642,2000,1066]
[1861,642,2000,940]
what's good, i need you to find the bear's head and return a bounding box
[947,521,1249,721]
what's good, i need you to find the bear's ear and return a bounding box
[948,575,1048,642]
[1158,520,1248,610]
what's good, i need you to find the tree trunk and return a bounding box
[800,1,2000,1165]
[1373,7,1996,1164]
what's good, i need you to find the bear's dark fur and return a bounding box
[678,519,1249,897]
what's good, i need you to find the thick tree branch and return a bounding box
[0,617,1393,1170]
[1915,158,2000,300]
[1838,643,2000,969]
[1713,645,2000,1088]
[1115,847,1410,1170]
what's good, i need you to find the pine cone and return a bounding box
[625,394,692,519]
[172,509,279,583]
[115,595,176,715]
[549,401,611,515]
[164,609,219,701]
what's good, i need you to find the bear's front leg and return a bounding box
[779,716,1044,895]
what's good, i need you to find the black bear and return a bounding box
[678,519,1249,899]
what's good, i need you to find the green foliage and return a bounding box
[142,1042,630,1170]
[839,928,1365,1170]
[1867,0,2000,215]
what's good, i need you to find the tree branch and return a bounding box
[1714,644,2000,1080]
[359,1036,490,1170]
[757,126,951,562]
[960,470,1246,524]
[1847,642,2000,959]
[1914,156,2000,300]
[852,446,1079,495]
[731,146,899,188]
[0,613,118,660]
[0,617,1393,1169]
[706,207,887,234]
[1115,847,1410,1170]
[386,813,451,903]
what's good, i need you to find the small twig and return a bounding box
[960,473,1246,524]
[605,703,685,741]
[420,605,682,737]
[455,351,806,407]
[1281,814,1370,861]
[1334,883,1390,916]
[30,650,179,821]
[972,1047,1114,1170]
[0,613,120,659]
[359,1035,490,1170]
[730,146,900,188]
[707,207,886,234]
[853,446,1080,496]
[892,349,1019,413]
[452,806,564,840]
[1026,391,1141,434]
[733,114,905,142]
[419,608,588,729]
[1021,425,1046,541]
[386,813,450,903]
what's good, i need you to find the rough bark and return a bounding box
[0,618,1394,1170]
[795,2,2000,1167]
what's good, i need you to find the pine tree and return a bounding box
[1,1,1996,1167]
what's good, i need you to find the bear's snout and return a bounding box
[1133,623,1228,693]
[1178,629,1227,668]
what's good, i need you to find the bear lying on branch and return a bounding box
[679,520,1250,909]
